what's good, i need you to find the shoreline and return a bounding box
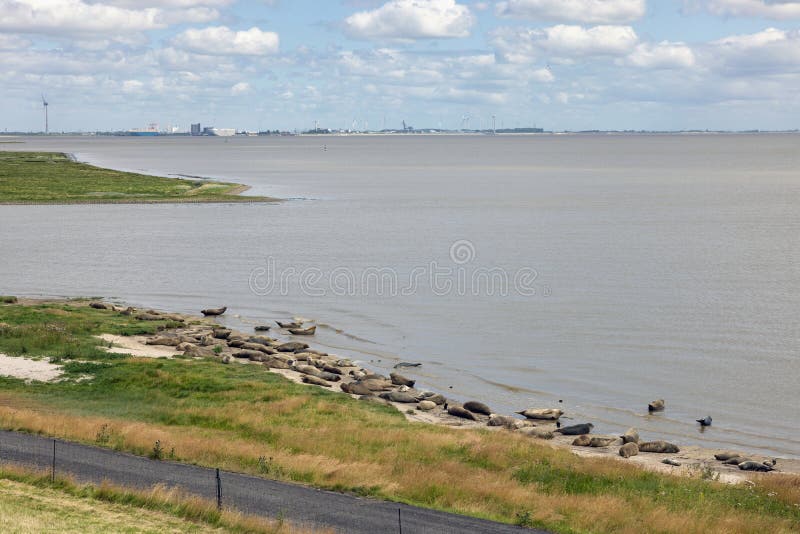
[8,297,794,484]
[0,150,278,204]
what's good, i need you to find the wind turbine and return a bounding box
[41,94,49,135]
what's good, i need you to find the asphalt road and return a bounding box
[0,430,544,533]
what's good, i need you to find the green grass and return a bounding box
[0,151,273,203]
[0,301,798,533]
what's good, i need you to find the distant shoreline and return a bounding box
[0,150,277,205]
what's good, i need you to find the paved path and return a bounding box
[0,430,544,533]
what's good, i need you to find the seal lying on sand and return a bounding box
[463,401,491,416]
[516,408,563,420]
[520,427,554,440]
[289,326,316,335]
[447,405,478,421]
[380,391,419,403]
[390,372,415,387]
[738,461,774,472]
[619,442,639,458]
[488,414,526,430]
[648,399,665,412]
[201,306,227,316]
[621,428,639,444]
[572,435,592,446]
[714,452,738,461]
[555,423,594,436]
[417,400,436,411]
[589,436,617,447]
[302,375,331,387]
[638,441,680,454]
[276,341,309,352]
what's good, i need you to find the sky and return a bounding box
[2,0,800,132]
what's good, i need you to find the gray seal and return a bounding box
[648,399,665,412]
[571,435,591,446]
[638,441,680,454]
[390,372,415,387]
[738,461,774,472]
[696,416,712,426]
[620,428,639,444]
[555,423,594,436]
[463,401,491,416]
[619,443,639,458]
[201,306,227,316]
[447,405,478,421]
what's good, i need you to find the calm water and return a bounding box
[2,134,799,458]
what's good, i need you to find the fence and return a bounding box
[0,430,526,534]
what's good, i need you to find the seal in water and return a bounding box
[619,442,639,458]
[463,401,492,416]
[201,306,227,316]
[638,441,680,454]
[696,416,712,426]
[648,399,665,412]
[254,325,271,332]
[555,423,594,436]
[394,362,421,369]
[276,320,302,329]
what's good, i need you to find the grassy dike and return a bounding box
[0,300,798,533]
[0,151,273,203]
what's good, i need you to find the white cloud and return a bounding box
[230,81,251,95]
[706,28,800,74]
[122,79,145,93]
[625,41,696,69]
[695,0,800,19]
[491,24,639,63]
[343,0,475,40]
[496,0,645,24]
[172,26,279,56]
[0,0,164,35]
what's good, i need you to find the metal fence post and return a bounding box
[216,468,222,511]
[398,507,402,534]
[51,439,56,483]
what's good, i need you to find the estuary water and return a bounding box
[2,133,799,458]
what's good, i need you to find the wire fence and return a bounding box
[0,430,519,534]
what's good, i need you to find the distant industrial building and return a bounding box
[202,126,236,137]
[190,123,201,136]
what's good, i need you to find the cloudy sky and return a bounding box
[2,0,800,132]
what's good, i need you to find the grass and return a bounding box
[0,464,319,533]
[0,300,798,533]
[0,151,273,203]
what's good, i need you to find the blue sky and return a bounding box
[2,0,800,132]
